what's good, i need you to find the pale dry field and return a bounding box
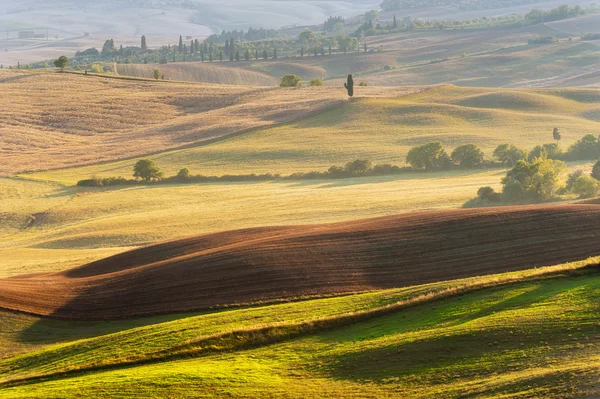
[1,161,594,277]
[0,70,419,175]
[25,85,600,184]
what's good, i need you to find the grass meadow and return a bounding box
[0,258,599,398]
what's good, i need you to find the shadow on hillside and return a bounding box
[319,277,598,383]
[16,310,205,346]
[285,168,506,188]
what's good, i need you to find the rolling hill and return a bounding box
[24,85,600,184]
[0,69,419,176]
[1,203,599,319]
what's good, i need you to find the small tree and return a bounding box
[177,168,191,181]
[344,74,354,97]
[344,159,372,174]
[133,159,163,182]
[280,74,302,87]
[141,35,147,51]
[54,56,69,72]
[309,78,324,86]
[493,144,526,166]
[451,144,484,168]
[263,49,269,60]
[592,160,600,181]
[572,175,599,198]
[153,69,160,80]
[406,142,451,171]
[244,49,250,61]
[553,127,561,146]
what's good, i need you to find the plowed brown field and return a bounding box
[1,204,599,320]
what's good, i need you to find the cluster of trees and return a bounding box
[524,4,586,23]
[528,36,558,45]
[77,158,414,188]
[471,157,600,207]
[204,27,279,44]
[405,142,487,170]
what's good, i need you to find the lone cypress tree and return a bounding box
[255,48,258,59]
[245,48,250,61]
[301,47,304,57]
[273,48,277,59]
[393,15,398,29]
[178,36,183,52]
[235,50,240,61]
[219,51,223,61]
[553,127,562,146]
[263,49,268,60]
[230,51,234,61]
[344,74,354,97]
[225,40,230,55]
[329,45,332,55]
[141,35,147,51]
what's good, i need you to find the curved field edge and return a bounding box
[1,256,598,387]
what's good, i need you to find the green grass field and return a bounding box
[1,259,599,398]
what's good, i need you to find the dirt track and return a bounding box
[1,204,599,320]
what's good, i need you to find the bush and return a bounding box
[406,142,452,171]
[477,186,501,202]
[344,159,372,174]
[566,169,584,191]
[493,144,526,166]
[177,168,191,180]
[566,134,600,160]
[501,159,566,202]
[572,175,599,198]
[309,78,324,86]
[592,160,600,181]
[280,74,302,87]
[528,36,558,45]
[451,144,484,168]
[358,82,368,86]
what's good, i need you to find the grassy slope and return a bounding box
[1,260,599,398]
[25,85,600,184]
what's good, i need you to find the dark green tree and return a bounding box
[244,48,250,61]
[451,144,484,168]
[280,74,302,87]
[141,35,147,51]
[133,159,163,182]
[53,56,69,71]
[406,142,451,170]
[273,48,277,59]
[344,74,354,97]
[263,49,268,60]
[592,160,600,181]
[235,50,240,61]
[553,127,561,146]
[178,35,183,52]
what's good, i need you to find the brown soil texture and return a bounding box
[1,204,599,320]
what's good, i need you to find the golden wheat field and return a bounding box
[0,70,420,176]
[22,84,600,184]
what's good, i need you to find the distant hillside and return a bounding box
[116,62,279,86]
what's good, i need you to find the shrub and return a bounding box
[77,177,103,187]
[528,36,558,45]
[477,186,501,202]
[344,159,372,174]
[280,74,302,87]
[133,159,163,182]
[566,134,600,160]
[451,144,484,168]
[493,144,526,166]
[358,82,368,86]
[90,64,104,73]
[406,142,451,171]
[592,160,600,181]
[566,169,584,191]
[572,175,599,198]
[501,159,566,202]
[383,65,392,71]
[177,168,191,180]
[309,78,324,86]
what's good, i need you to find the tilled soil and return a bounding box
[1,204,599,320]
